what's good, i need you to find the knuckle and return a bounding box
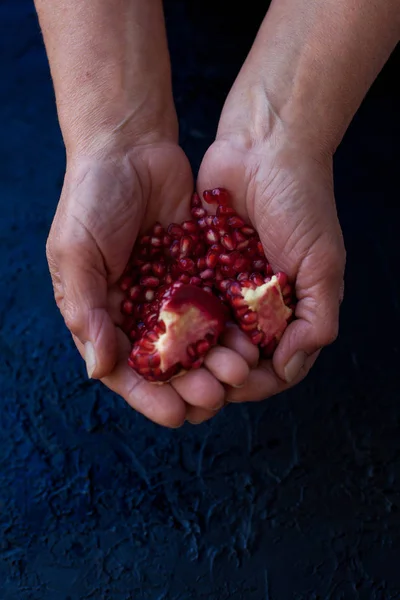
[63,305,84,336]
[317,321,339,347]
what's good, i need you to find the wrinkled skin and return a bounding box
[46,141,256,428]
[197,132,346,407]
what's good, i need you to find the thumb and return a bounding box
[272,241,345,383]
[51,241,118,379]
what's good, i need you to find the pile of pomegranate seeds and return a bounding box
[119,188,296,383]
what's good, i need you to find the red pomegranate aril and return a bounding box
[178,258,195,273]
[139,235,151,246]
[120,275,133,291]
[216,205,236,217]
[221,234,236,251]
[196,339,211,355]
[179,274,191,283]
[193,241,207,256]
[122,300,134,314]
[187,343,197,359]
[202,286,213,294]
[182,220,198,234]
[152,262,166,278]
[250,273,265,287]
[206,229,219,244]
[179,236,193,257]
[144,290,155,302]
[169,240,180,258]
[140,276,160,288]
[191,192,201,207]
[241,226,256,236]
[168,224,184,238]
[206,250,219,268]
[152,223,164,236]
[200,268,215,280]
[162,234,172,247]
[213,216,227,229]
[140,262,152,275]
[150,237,162,248]
[233,257,249,272]
[189,276,202,286]
[253,259,266,271]
[237,272,249,282]
[193,207,207,219]
[129,285,142,301]
[197,257,207,270]
[221,264,235,277]
[227,216,245,228]
[242,311,258,324]
[203,187,230,206]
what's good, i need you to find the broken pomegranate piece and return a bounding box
[223,273,294,358]
[119,186,296,383]
[128,283,227,382]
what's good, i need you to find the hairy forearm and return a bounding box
[34,0,176,154]
[223,0,400,153]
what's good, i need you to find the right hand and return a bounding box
[47,139,254,427]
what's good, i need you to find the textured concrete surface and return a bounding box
[1,1,400,598]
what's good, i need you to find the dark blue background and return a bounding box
[1,1,400,598]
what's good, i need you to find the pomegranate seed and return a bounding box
[233,257,248,271]
[178,258,195,273]
[168,224,184,238]
[221,265,235,277]
[198,217,208,229]
[189,276,202,286]
[179,274,191,283]
[237,272,249,282]
[191,192,201,207]
[140,276,160,288]
[202,286,213,294]
[221,234,236,251]
[179,236,193,257]
[182,221,198,234]
[206,250,219,268]
[152,223,164,236]
[250,273,265,286]
[192,207,206,219]
[144,290,155,302]
[152,262,166,278]
[169,240,180,258]
[213,216,227,229]
[242,311,258,324]
[122,300,134,314]
[162,234,172,246]
[193,242,206,257]
[253,259,265,271]
[129,285,142,300]
[227,216,245,228]
[241,226,256,236]
[241,322,258,332]
[196,339,211,355]
[203,188,230,205]
[120,275,133,291]
[140,262,152,274]
[200,268,215,280]
[216,205,236,216]
[150,237,162,247]
[187,343,198,359]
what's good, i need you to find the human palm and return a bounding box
[197,135,346,402]
[47,141,252,427]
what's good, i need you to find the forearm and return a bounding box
[222,0,400,153]
[34,0,177,154]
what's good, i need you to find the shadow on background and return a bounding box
[1,1,399,598]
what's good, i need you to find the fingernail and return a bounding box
[231,382,245,389]
[186,419,205,425]
[284,350,307,383]
[85,341,97,378]
[211,401,224,411]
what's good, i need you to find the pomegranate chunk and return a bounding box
[128,284,227,382]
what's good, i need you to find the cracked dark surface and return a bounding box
[1,1,400,598]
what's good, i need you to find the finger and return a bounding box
[73,329,187,428]
[171,368,225,411]
[227,351,320,403]
[48,235,117,380]
[273,238,345,383]
[219,323,259,368]
[203,346,250,387]
[186,405,224,425]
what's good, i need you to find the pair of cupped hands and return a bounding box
[47,82,346,428]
